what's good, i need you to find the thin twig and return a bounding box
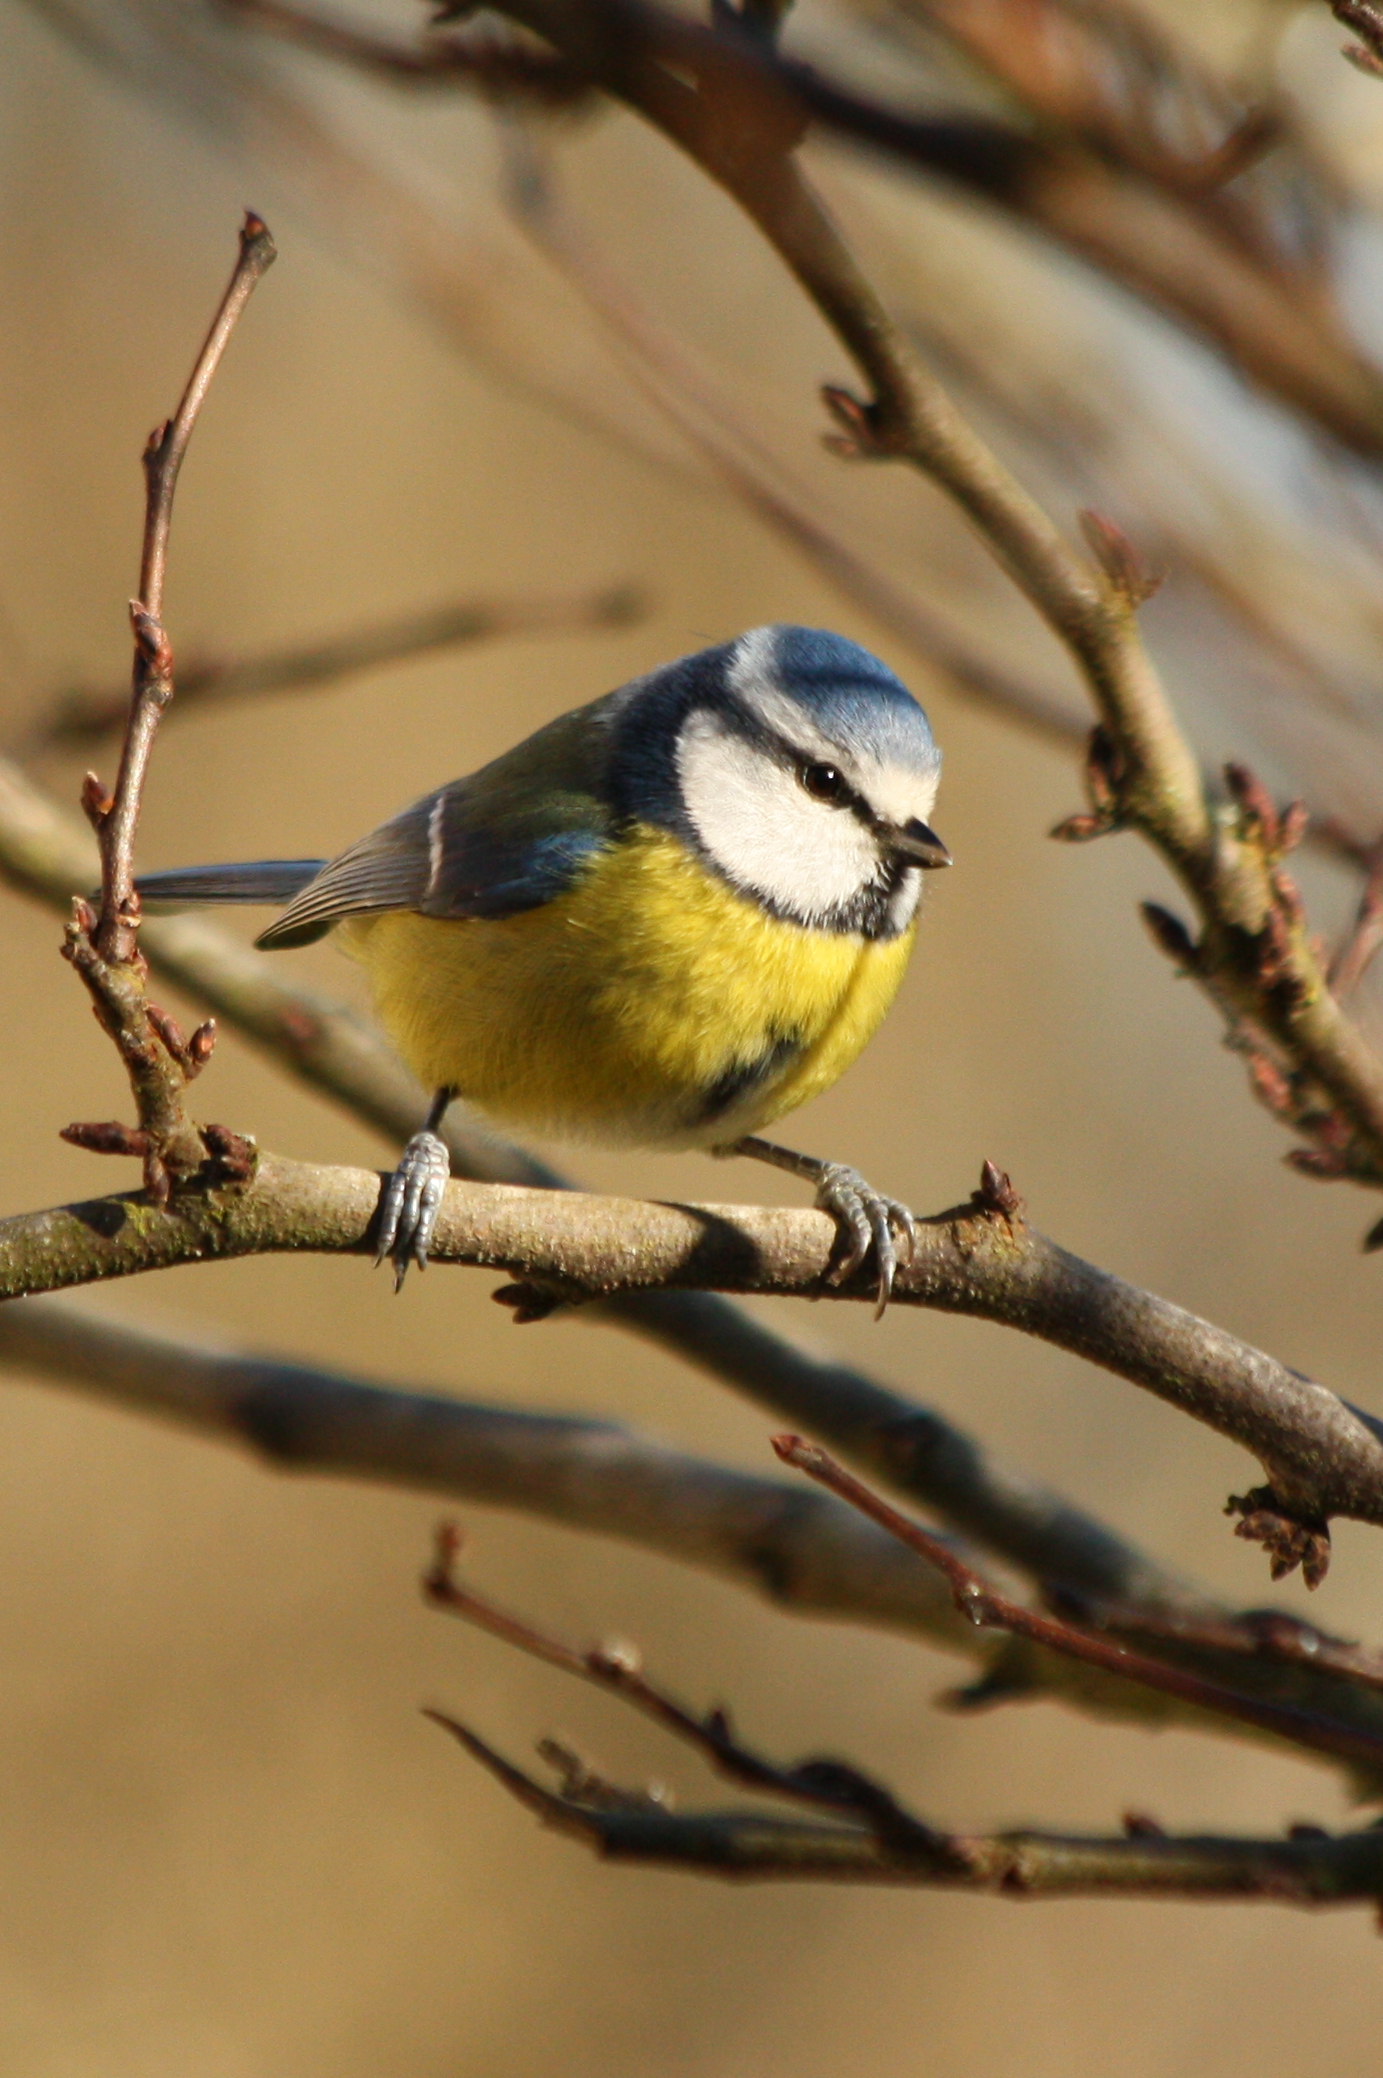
[1330,839,1383,1002]
[425,1522,967,1857]
[96,210,277,962]
[772,1436,1383,1772]
[434,1712,1383,1899]
[27,585,643,749]
[59,214,275,1202]
[1053,1591,1383,1703]
[422,1535,1383,1903]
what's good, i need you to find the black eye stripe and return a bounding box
[797,760,877,827]
[713,704,878,825]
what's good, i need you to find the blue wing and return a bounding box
[255,699,618,948]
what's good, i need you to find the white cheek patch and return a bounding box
[675,711,879,922]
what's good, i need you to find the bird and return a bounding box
[137,624,950,1312]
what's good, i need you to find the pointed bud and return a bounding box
[1224,762,1279,847]
[1278,800,1309,854]
[59,1119,148,1156]
[1140,902,1197,966]
[1078,510,1162,605]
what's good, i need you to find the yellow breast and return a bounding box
[340,824,915,1149]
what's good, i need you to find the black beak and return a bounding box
[888,819,952,869]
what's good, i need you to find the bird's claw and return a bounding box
[813,1161,916,1319]
[374,1129,452,1291]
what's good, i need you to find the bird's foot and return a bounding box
[812,1161,916,1320]
[374,1130,452,1292]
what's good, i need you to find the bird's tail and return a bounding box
[134,860,326,912]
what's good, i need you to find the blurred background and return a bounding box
[3,0,1383,2069]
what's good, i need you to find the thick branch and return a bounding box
[0,1297,969,1648]
[4,1155,1383,1546]
[14,1298,1383,1762]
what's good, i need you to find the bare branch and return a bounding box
[233,0,1383,459]
[436,1714,1383,1902]
[95,210,276,964]
[15,1297,1383,1762]
[59,214,275,1204]
[473,0,1383,1207]
[425,1524,971,1853]
[27,585,643,750]
[423,1544,1383,1904]
[0,1297,969,1649]
[772,1436,1383,1773]
[4,1155,1383,1566]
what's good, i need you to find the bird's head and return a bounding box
[612,625,948,937]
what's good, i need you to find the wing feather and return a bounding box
[256,703,619,950]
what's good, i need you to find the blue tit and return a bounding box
[137,624,949,1311]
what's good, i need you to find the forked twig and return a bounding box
[422,1522,1383,1903]
[772,1436,1383,1773]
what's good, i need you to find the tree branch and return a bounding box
[20,1296,1383,1763]
[422,1538,1383,1903]
[771,1437,1379,1770]
[93,210,277,965]
[59,213,275,1202]
[471,0,1383,1213]
[25,584,642,750]
[0,751,1216,1617]
[229,0,1383,460]
[4,1155,1383,1566]
[0,1296,973,1649]
[437,1719,1383,1901]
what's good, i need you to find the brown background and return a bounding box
[1,4,1381,2072]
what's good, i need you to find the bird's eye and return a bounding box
[800,762,846,803]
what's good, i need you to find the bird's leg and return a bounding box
[374,1086,457,1292]
[720,1134,916,1320]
